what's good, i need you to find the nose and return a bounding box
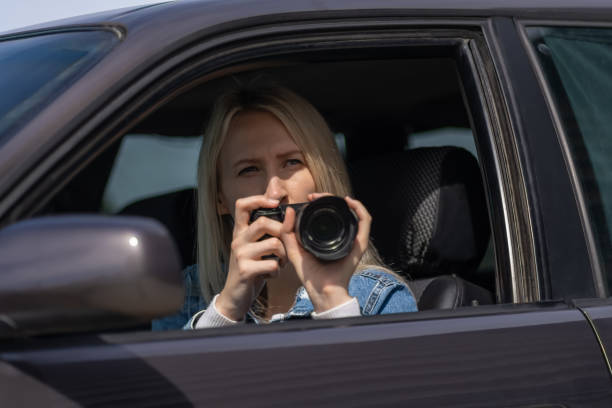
[264,175,287,204]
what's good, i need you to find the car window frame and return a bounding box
[1,17,538,329]
[481,17,599,303]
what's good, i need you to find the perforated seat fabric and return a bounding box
[350,147,490,278]
[350,147,492,309]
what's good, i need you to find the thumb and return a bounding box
[280,207,301,258]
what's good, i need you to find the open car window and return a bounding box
[41,50,498,330]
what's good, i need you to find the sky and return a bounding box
[0,0,168,33]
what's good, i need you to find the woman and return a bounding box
[153,84,417,330]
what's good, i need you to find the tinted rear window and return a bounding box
[528,26,612,291]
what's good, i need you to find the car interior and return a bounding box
[38,56,498,319]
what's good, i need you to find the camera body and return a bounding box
[249,196,358,261]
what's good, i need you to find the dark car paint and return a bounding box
[587,306,612,371]
[573,298,612,374]
[2,306,611,406]
[487,18,597,301]
[2,0,612,406]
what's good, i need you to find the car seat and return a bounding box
[349,147,494,310]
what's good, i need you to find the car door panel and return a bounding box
[3,307,611,407]
[575,300,612,372]
[586,307,612,360]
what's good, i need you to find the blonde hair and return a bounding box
[197,84,389,303]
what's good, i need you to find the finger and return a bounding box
[281,206,296,234]
[242,215,284,242]
[307,192,332,201]
[239,259,281,280]
[345,196,371,254]
[238,237,287,262]
[280,206,301,258]
[234,196,279,230]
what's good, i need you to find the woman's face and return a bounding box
[216,110,316,216]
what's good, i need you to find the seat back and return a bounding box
[350,147,493,309]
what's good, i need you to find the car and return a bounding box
[1,0,612,406]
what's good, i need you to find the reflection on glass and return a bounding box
[0,29,120,143]
[528,26,612,289]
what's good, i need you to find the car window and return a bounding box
[0,29,119,143]
[527,26,612,291]
[40,45,498,332]
[102,134,202,213]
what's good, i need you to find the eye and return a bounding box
[285,158,303,167]
[238,165,258,176]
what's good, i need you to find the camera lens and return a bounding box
[295,196,357,261]
[306,209,344,245]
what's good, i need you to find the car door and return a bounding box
[520,21,612,369]
[1,3,611,407]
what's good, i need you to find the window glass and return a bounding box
[0,29,119,143]
[102,134,202,213]
[528,26,612,289]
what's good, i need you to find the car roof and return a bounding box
[0,4,163,36]
[3,0,612,38]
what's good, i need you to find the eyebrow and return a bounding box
[277,149,303,159]
[231,149,304,170]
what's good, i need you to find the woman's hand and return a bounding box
[216,195,286,321]
[280,194,371,313]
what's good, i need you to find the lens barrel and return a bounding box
[294,196,357,261]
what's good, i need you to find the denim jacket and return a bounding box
[152,264,417,330]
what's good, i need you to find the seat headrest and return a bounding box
[350,147,490,279]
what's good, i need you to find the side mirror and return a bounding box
[0,215,184,337]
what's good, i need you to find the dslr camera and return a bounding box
[249,196,358,261]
